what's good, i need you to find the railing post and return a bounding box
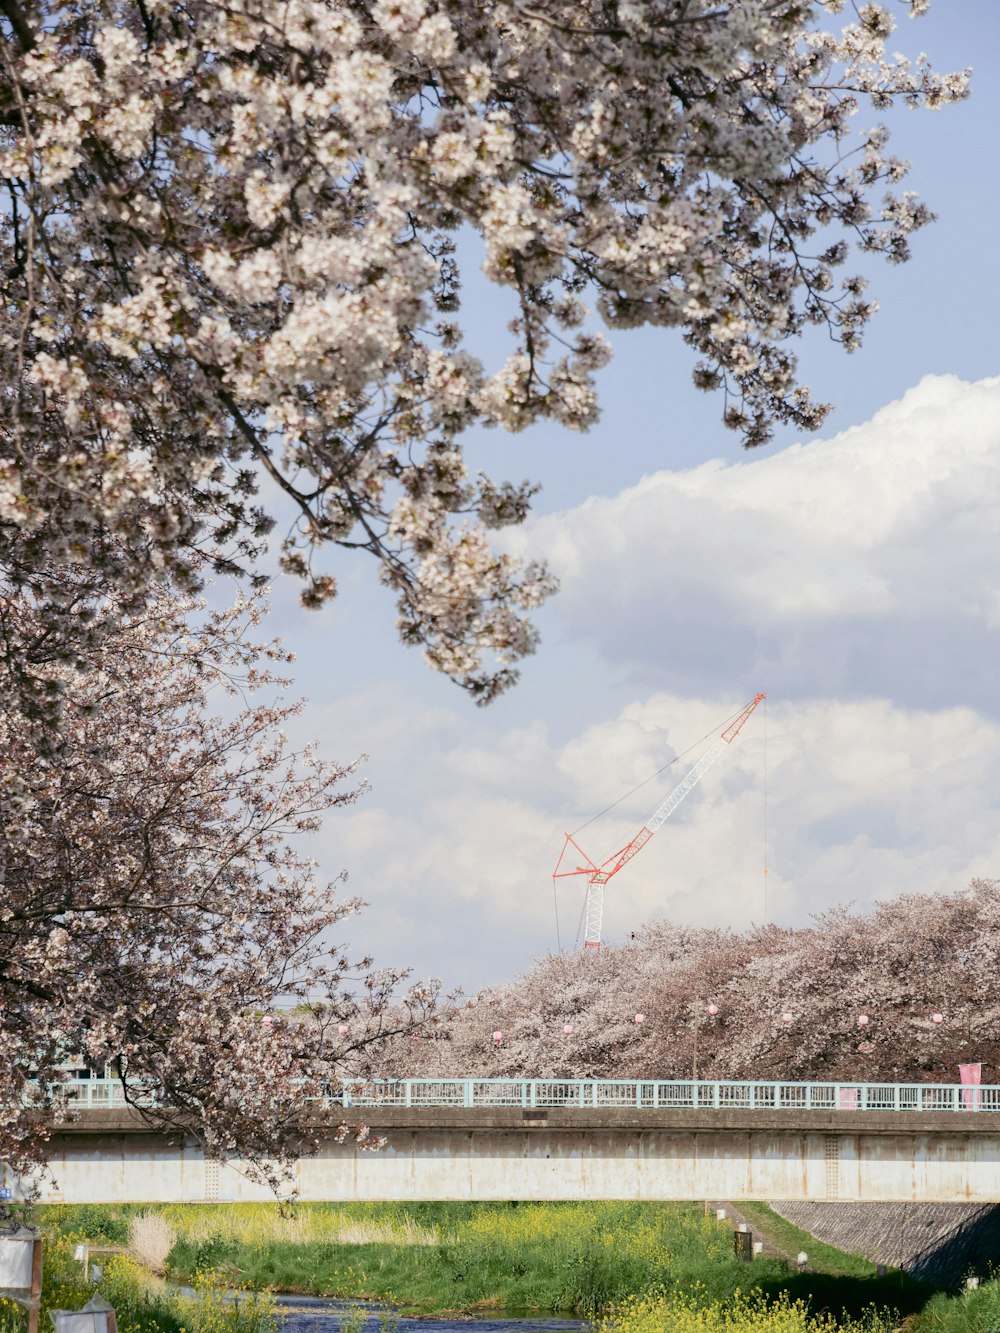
[712,1081,720,1109]
[404,1080,412,1109]
[529,1080,537,1109]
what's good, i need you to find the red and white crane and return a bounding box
[553,693,765,951]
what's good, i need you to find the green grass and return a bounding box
[914,1278,1000,1333]
[737,1203,885,1278]
[36,1199,1000,1329]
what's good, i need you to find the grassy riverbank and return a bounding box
[39,1201,931,1319]
[45,1201,764,1314]
[22,1200,1000,1333]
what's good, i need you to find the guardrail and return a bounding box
[339,1078,995,1112]
[39,1077,997,1113]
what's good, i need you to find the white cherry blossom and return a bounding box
[0,0,968,704]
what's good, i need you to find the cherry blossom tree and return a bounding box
[402,883,1000,1085]
[0,584,436,1186]
[0,0,968,703]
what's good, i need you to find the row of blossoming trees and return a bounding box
[0,0,968,1182]
[385,881,1000,1086]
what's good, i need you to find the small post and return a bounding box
[716,1208,727,1221]
[734,1228,753,1261]
[796,1251,808,1270]
[27,1236,42,1333]
[753,1241,764,1256]
[966,1276,980,1290]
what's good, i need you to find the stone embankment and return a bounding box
[770,1202,1000,1287]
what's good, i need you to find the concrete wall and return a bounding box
[21,1108,1000,1204]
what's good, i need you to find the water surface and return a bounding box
[274,1295,588,1333]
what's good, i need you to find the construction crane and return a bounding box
[553,694,765,952]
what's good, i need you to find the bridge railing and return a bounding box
[336,1078,1000,1113]
[31,1077,1000,1114]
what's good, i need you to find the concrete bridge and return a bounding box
[15,1078,1000,1205]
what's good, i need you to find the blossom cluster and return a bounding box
[0,0,967,700]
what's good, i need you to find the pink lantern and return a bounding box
[635,1013,646,1025]
[492,1030,503,1044]
[563,1023,573,1036]
[857,1013,870,1028]
[338,1023,349,1036]
[932,1013,943,1025]
[707,1004,719,1017]
[782,1012,793,1026]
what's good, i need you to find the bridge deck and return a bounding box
[56,1104,1000,1136]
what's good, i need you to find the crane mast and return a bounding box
[553,694,765,951]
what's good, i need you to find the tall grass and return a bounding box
[44,1203,439,1248]
[128,1211,177,1274]
[913,1277,1000,1333]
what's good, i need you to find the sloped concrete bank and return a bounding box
[770,1201,1000,1287]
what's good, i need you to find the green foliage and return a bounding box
[0,1237,276,1333]
[912,1276,1000,1333]
[50,1205,131,1245]
[597,1286,898,1333]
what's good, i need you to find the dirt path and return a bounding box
[705,1202,794,1264]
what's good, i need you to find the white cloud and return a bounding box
[514,374,1000,713]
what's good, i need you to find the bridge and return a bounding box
[16,1077,1000,1205]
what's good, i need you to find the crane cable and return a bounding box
[556,701,753,951]
[568,703,748,839]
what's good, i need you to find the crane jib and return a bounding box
[563,693,765,952]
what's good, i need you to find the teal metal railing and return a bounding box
[37,1077,998,1113]
[337,1078,996,1112]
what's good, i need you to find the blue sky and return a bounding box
[262,3,1000,992]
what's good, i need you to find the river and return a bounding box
[273,1295,588,1333]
